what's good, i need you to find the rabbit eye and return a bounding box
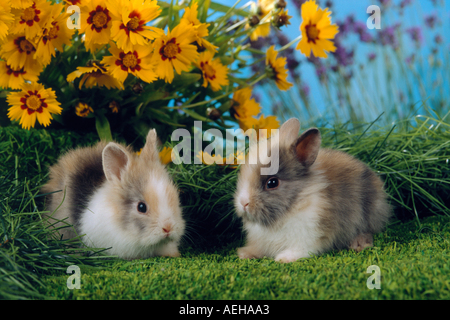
[265,177,280,190]
[137,201,147,214]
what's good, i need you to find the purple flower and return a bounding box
[353,21,374,43]
[424,13,438,29]
[400,0,413,9]
[378,24,400,49]
[300,84,310,97]
[332,42,354,67]
[368,53,377,61]
[406,27,423,46]
[434,34,443,44]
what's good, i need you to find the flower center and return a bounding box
[22,7,36,21]
[48,25,59,40]
[306,24,320,43]
[122,53,138,68]
[93,11,108,28]
[19,39,35,54]
[127,17,140,30]
[201,62,216,80]
[163,43,179,59]
[26,95,42,111]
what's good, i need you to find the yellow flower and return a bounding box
[7,82,62,130]
[10,0,53,40]
[67,61,124,90]
[0,33,41,71]
[79,0,112,52]
[231,87,261,120]
[195,51,229,92]
[0,0,15,41]
[35,3,75,66]
[159,146,173,165]
[75,102,93,117]
[0,60,41,89]
[296,0,339,58]
[239,114,280,140]
[151,23,199,83]
[179,1,217,52]
[102,42,157,84]
[266,45,293,91]
[108,0,164,53]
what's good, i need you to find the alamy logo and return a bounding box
[366,265,381,289]
[66,265,81,289]
[66,5,81,30]
[367,5,381,30]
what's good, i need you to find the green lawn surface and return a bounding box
[38,215,450,300]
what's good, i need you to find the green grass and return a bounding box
[37,215,450,300]
[1,113,450,300]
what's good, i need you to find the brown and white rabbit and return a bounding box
[234,118,391,263]
[41,129,185,260]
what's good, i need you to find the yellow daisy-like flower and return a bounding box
[75,102,93,117]
[79,0,112,52]
[296,0,339,58]
[0,60,41,89]
[10,0,53,40]
[179,1,217,52]
[266,45,293,91]
[35,3,75,66]
[231,87,261,120]
[67,61,124,90]
[0,0,15,41]
[151,23,199,84]
[108,0,164,53]
[0,33,41,71]
[195,51,229,92]
[6,82,62,130]
[239,114,280,140]
[102,42,157,84]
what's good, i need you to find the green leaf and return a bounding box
[171,72,202,89]
[95,113,113,142]
[182,108,211,122]
[210,1,248,17]
[198,0,211,23]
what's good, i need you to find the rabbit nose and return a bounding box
[162,224,173,235]
[240,199,249,211]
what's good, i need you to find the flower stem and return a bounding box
[279,34,302,52]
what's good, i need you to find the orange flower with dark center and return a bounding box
[200,61,216,81]
[115,51,141,72]
[305,24,320,43]
[87,5,111,33]
[20,3,41,27]
[159,38,181,61]
[42,22,59,45]
[15,36,35,54]
[119,11,144,36]
[20,90,47,115]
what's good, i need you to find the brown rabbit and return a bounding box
[234,118,391,263]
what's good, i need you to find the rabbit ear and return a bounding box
[140,129,160,162]
[279,118,300,146]
[295,128,321,168]
[102,142,130,182]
